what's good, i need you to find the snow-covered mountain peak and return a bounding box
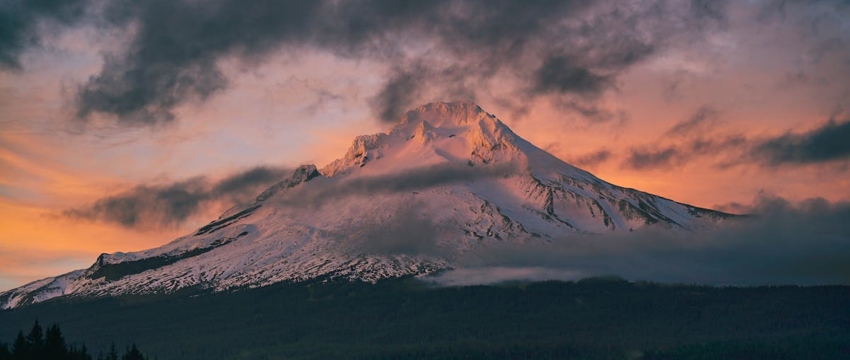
[321,101,523,177]
[0,101,737,309]
[398,101,493,127]
[256,164,321,202]
[395,101,517,147]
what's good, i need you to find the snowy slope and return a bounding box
[1,101,733,309]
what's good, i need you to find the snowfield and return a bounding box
[1,101,733,309]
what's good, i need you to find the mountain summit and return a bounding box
[1,101,732,308]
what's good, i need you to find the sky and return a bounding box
[1,0,849,291]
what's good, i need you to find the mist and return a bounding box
[63,166,290,230]
[270,162,521,209]
[427,195,850,286]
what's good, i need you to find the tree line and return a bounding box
[1,278,847,359]
[0,321,148,360]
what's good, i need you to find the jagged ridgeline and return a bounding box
[2,101,736,308]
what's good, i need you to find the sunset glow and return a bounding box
[1,0,849,291]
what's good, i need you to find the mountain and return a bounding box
[1,101,733,309]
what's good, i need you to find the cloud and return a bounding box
[687,0,729,24]
[211,166,291,200]
[275,162,520,209]
[356,202,440,256]
[0,0,88,70]
[752,118,850,166]
[621,134,747,170]
[620,105,729,170]
[63,165,290,229]
[21,0,727,125]
[427,267,583,286]
[531,56,614,97]
[572,149,612,167]
[622,116,850,171]
[7,0,850,129]
[61,160,519,232]
[712,201,751,214]
[370,63,428,123]
[430,195,850,286]
[665,105,719,136]
[623,146,681,170]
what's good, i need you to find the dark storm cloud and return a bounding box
[687,0,729,23]
[64,166,290,229]
[531,57,613,97]
[432,195,850,286]
[75,0,324,125]
[752,118,850,166]
[21,0,724,125]
[370,64,428,123]
[0,0,88,70]
[665,105,719,136]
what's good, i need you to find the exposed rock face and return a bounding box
[256,165,321,202]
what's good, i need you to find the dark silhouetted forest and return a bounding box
[0,320,148,360]
[1,277,848,359]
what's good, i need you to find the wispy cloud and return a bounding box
[272,162,521,209]
[620,118,850,171]
[752,118,850,166]
[622,135,748,170]
[623,146,681,170]
[664,105,719,136]
[63,166,290,229]
[571,149,612,168]
[0,0,88,70]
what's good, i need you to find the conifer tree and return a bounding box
[25,321,44,359]
[11,331,28,360]
[106,343,119,360]
[3,320,138,360]
[45,324,68,359]
[0,342,11,360]
[121,344,145,360]
[74,344,92,360]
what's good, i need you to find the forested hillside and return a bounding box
[0,321,149,360]
[1,278,848,359]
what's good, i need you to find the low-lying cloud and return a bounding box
[273,162,521,209]
[65,161,519,231]
[428,195,850,286]
[356,202,440,256]
[63,165,290,229]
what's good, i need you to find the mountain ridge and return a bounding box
[1,101,735,309]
